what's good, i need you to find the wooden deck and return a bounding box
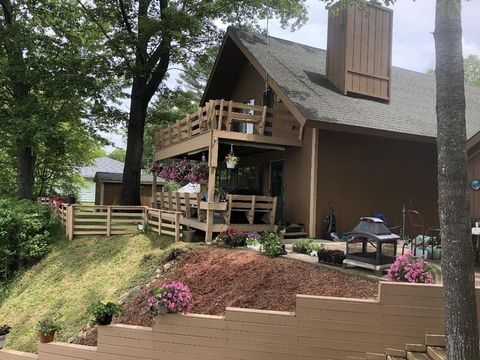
[154,99,303,158]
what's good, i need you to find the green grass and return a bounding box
[0,231,193,352]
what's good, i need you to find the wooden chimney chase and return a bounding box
[326,2,393,102]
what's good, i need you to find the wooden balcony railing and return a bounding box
[155,100,268,150]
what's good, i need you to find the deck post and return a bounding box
[66,205,74,240]
[106,206,112,237]
[152,171,158,208]
[309,128,319,237]
[206,132,218,243]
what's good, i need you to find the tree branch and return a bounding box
[118,0,133,34]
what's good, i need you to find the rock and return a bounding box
[163,261,175,273]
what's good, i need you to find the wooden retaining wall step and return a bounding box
[406,352,431,360]
[425,335,445,347]
[426,347,446,360]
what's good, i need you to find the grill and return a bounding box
[342,217,399,274]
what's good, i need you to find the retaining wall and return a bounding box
[1,282,479,360]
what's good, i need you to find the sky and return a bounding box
[105,0,480,152]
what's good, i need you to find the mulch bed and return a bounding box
[74,247,378,346]
[117,247,378,327]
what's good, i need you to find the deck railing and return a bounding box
[155,100,268,150]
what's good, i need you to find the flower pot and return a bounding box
[0,335,6,349]
[97,315,113,326]
[226,161,237,169]
[432,247,442,260]
[138,224,145,232]
[415,247,431,259]
[182,229,196,242]
[157,304,169,315]
[39,331,56,344]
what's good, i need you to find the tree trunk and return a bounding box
[435,1,480,358]
[120,90,148,205]
[17,145,34,200]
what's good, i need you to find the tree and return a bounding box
[428,54,480,86]
[108,148,127,163]
[322,1,479,358]
[75,0,310,205]
[464,55,480,86]
[0,0,120,199]
[434,1,479,358]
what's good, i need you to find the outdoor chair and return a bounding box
[402,210,440,257]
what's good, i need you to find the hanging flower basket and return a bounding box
[225,153,239,169]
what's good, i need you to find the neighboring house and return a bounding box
[79,157,124,203]
[153,3,480,241]
[94,172,163,207]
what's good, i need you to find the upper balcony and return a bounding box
[154,99,303,153]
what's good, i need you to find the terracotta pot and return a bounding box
[39,331,56,344]
[0,335,6,349]
[97,315,113,326]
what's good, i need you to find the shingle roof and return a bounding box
[80,157,125,179]
[93,171,161,184]
[231,28,480,140]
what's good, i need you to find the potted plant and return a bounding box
[182,227,196,242]
[89,302,123,326]
[37,318,61,343]
[0,325,11,349]
[146,281,193,316]
[225,153,239,169]
[387,252,434,283]
[138,222,145,232]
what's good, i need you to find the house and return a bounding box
[79,157,124,203]
[153,3,480,242]
[93,172,163,207]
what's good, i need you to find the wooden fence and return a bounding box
[1,282,478,360]
[40,200,182,241]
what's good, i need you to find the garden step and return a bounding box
[426,347,446,360]
[281,232,308,242]
[407,351,432,360]
[385,348,406,358]
[405,344,427,352]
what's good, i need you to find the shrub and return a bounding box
[89,302,123,325]
[147,281,193,315]
[293,239,324,254]
[387,252,434,283]
[317,249,345,265]
[260,232,282,258]
[36,318,61,335]
[0,198,58,280]
[214,228,246,247]
[163,181,181,192]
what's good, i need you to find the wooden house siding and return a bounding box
[315,130,438,235]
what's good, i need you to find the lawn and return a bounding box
[0,232,190,352]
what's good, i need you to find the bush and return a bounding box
[260,233,282,258]
[214,228,246,247]
[317,249,345,265]
[292,240,324,254]
[387,252,434,283]
[0,198,58,280]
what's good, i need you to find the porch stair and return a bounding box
[280,224,308,243]
[361,335,446,360]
